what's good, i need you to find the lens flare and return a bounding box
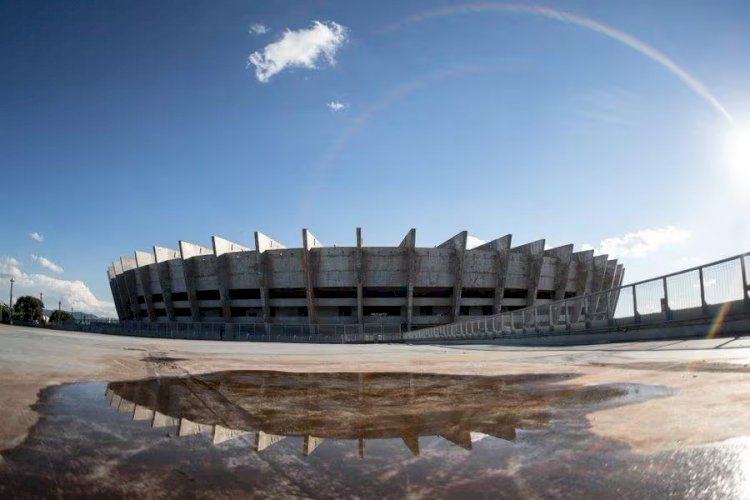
[382,3,733,123]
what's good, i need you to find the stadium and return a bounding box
[107,228,623,333]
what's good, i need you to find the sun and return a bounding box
[725,125,750,187]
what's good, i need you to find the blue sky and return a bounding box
[1,0,749,317]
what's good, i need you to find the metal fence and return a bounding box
[48,320,404,343]
[404,252,750,342]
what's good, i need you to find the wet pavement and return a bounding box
[3,370,747,499]
[4,325,750,498]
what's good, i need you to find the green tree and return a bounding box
[0,303,10,322]
[49,310,74,323]
[14,296,44,323]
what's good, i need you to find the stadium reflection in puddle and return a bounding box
[104,371,622,455]
[3,371,748,498]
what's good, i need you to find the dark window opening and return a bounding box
[230,307,260,317]
[413,287,453,298]
[338,306,352,316]
[363,306,402,316]
[137,295,146,304]
[461,288,494,298]
[196,289,221,301]
[199,307,223,318]
[171,292,189,301]
[137,310,148,318]
[298,307,308,317]
[482,305,494,316]
[151,293,164,303]
[174,307,192,317]
[315,287,358,299]
[269,288,307,299]
[363,287,406,298]
[228,288,261,300]
[419,306,433,316]
[564,291,577,299]
[503,288,527,299]
[154,308,167,317]
[459,306,471,316]
[501,305,525,312]
[536,290,555,300]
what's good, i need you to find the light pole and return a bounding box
[9,278,14,325]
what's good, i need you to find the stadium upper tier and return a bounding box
[108,228,623,331]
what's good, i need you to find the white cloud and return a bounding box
[249,23,269,35]
[0,256,115,317]
[248,21,347,83]
[592,226,690,259]
[31,254,64,274]
[327,100,347,112]
[29,232,44,242]
[466,235,487,249]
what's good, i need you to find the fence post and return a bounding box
[740,256,749,311]
[548,304,554,333]
[632,286,640,324]
[662,277,672,320]
[699,267,708,314]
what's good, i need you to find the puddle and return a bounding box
[0,371,747,498]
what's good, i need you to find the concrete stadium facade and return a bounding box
[107,229,624,332]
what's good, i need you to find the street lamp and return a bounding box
[9,278,14,325]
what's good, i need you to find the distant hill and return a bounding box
[43,309,101,321]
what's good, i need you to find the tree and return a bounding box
[49,310,74,323]
[0,303,10,323]
[14,296,44,323]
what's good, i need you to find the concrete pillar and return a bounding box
[255,231,286,334]
[438,231,468,323]
[571,249,594,323]
[589,255,609,318]
[179,241,212,322]
[545,244,573,323]
[510,240,545,309]
[303,436,324,456]
[135,250,156,322]
[212,236,250,322]
[402,435,420,456]
[120,256,141,320]
[302,229,323,325]
[399,228,416,331]
[545,244,574,300]
[256,431,286,451]
[108,265,126,320]
[356,228,365,328]
[154,246,180,321]
[474,235,512,314]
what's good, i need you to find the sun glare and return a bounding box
[725,125,750,188]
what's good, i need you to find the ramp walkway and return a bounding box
[405,252,750,345]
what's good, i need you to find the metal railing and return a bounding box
[404,251,750,342]
[47,320,404,343]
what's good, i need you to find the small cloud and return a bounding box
[591,226,690,259]
[466,235,487,249]
[327,100,347,112]
[31,254,64,274]
[248,20,347,83]
[249,23,269,35]
[29,232,44,242]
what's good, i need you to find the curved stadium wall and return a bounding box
[108,228,624,333]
